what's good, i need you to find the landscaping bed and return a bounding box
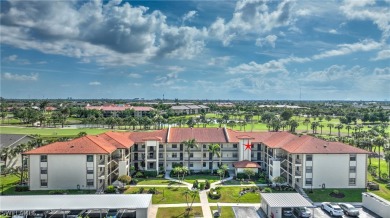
[124,187,200,204]
[136,178,183,186]
[208,186,261,203]
[306,188,365,202]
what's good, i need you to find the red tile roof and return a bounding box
[168,127,228,143]
[262,131,299,148]
[85,105,153,112]
[233,160,260,168]
[124,129,168,143]
[97,132,133,149]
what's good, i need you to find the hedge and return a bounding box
[208,188,221,199]
[15,185,29,192]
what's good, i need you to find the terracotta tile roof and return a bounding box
[124,129,168,143]
[85,105,153,112]
[226,129,274,143]
[282,135,371,154]
[142,136,163,141]
[23,135,117,155]
[97,132,133,149]
[168,128,228,143]
[233,160,261,168]
[262,131,299,148]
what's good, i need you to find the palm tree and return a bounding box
[319,124,324,135]
[374,136,388,179]
[327,123,334,136]
[384,151,390,177]
[311,122,319,134]
[289,120,299,133]
[336,124,344,137]
[208,144,221,175]
[346,125,352,137]
[0,147,10,167]
[183,139,198,174]
[303,118,310,132]
[217,164,229,181]
[183,189,199,216]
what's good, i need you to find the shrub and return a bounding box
[105,185,116,193]
[262,187,272,193]
[144,170,158,177]
[139,187,145,194]
[135,171,144,178]
[14,185,29,192]
[208,188,221,199]
[193,180,199,189]
[332,190,339,195]
[236,173,246,179]
[148,187,157,194]
[49,190,68,195]
[199,183,205,190]
[156,174,164,178]
[205,180,210,189]
[118,175,132,185]
[132,178,138,184]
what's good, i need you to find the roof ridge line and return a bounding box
[103,132,129,147]
[223,127,230,143]
[85,135,111,153]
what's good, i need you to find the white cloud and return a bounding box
[167,66,185,73]
[2,72,38,81]
[89,81,101,85]
[372,49,390,61]
[208,56,231,66]
[6,55,18,61]
[182,10,197,23]
[209,0,296,45]
[329,29,338,34]
[0,1,206,66]
[312,39,381,60]
[128,73,142,78]
[340,0,390,40]
[256,35,278,47]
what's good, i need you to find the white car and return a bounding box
[339,203,360,217]
[321,202,344,217]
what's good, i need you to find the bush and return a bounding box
[132,178,139,184]
[199,183,205,190]
[144,170,158,177]
[193,180,199,189]
[262,187,272,193]
[236,173,246,179]
[205,180,210,189]
[14,185,29,192]
[135,171,144,178]
[118,175,132,185]
[208,188,221,199]
[105,185,116,193]
[49,190,68,195]
[156,174,164,178]
[332,190,339,195]
[139,187,144,194]
[148,187,157,194]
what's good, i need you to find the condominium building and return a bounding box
[24,127,369,190]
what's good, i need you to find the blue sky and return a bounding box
[1,0,389,100]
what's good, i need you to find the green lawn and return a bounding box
[0,174,19,194]
[208,187,261,203]
[210,206,235,218]
[0,126,107,136]
[156,207,203,218]
[222,180,256,185]
[183,175,220,184]
[367,173,390,201]
[306,188,365,202]
[136,178,183,186]
[124,187,200,204]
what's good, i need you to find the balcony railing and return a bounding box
[295,159,302,164]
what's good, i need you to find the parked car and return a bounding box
[339,203,360,216]
[321,202,344,217]
[293,207,311,217]
[283,208,293,216]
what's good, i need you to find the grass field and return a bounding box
[210,206,234,218]
[183,175,220,184]
[306,188,365,202]
[124,186,200,204]
[136,178,183,186]
[156,207,203,218]
[0,126,108,136]
[208,187,261,203]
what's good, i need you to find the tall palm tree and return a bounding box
[374,136,388,179]
[303,118,310,132]
[319,124,324,135]
[0,147,10,167]
[346,125,352,137]
[336,124,344,137]
[289,120,299,132]
[327,123,334,136]
[183,139,198,174]
[208,144,221,175]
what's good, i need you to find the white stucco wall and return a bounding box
[29,154,96,190]
[302,153,367,189]
[362,192,390,218]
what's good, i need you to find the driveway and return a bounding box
[310,207,380,218]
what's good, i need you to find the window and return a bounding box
[349,178,356,186]
[41,179,48,187]
[40,155,47,162]
[203,162,207,167]
[149,163,153,169]
[203,153,207,158]
[159,153,163,158]
[233,153,238,158]
[141,145,145,149]
[190,153,194,158]
[149,153,154,158]
[305,178,312,185]
[233,144,237,148]
[349,166,356,173]
[270,167,273,176]
[306,155,312,161]
[40,167,47,174]
[350,155,356,161]
[172,153,177,158]
[306,166,312,173]
[203,144,207,149]
[220,144,223,148]
[87,168,94,174]
[87,179,94,186]
[100,155,103,160]
[87,155,93,162]
[190,163,193,167]
[159,144,163,149]
[172,144,177,149]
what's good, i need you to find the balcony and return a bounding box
[295,159,302,164]
[295,171,301,177]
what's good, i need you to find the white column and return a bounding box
[144,144,148,170]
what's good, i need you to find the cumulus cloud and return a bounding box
[208,56,231,66]
[89,81,101,85]
[2,72,38,81]
[0,0,206,66]
[255,35,278,47]
[340,0,390,40]
[6,55,17,61]
[128,73,142,78]
[182,10,197,23]
[167,66,185,73]
[209,0,296,46]
[372,49,390,61]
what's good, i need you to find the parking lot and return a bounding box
[285,207,381,218]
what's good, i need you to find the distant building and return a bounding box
[85,104,154,117]
[171,105,209,115]
[0,134,35,169]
